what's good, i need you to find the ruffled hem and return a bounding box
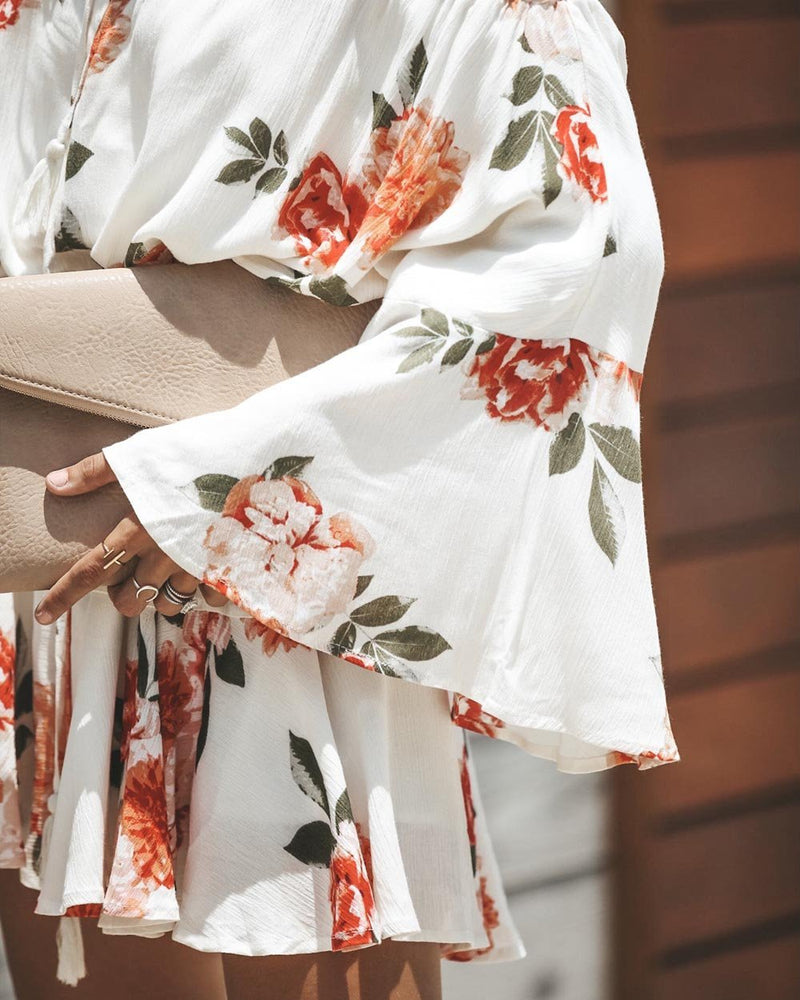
[0,591,526,986]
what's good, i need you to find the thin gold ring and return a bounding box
[101,541,129,571]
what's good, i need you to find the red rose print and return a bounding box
[353,97,470,266]
[552,104,608,203]
[276,152,364,272]
[119,757,175,891]
[0,0,24,31]
[329,824,378,949]
[86,0,131,75]
[156,639,197,743]
[244,617,302,656]
[451,694,507,740]
[0,629,14,730]
[461,335,601,432]
[203,472,375,635]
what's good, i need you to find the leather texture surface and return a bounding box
[0,261,380,592]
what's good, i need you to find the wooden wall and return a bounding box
[613,2,800,998]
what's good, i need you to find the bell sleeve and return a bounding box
[101,2,679,774]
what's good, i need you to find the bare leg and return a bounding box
[0,868,227,1000]
[221,940,443,1000]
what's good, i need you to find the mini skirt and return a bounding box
[0,587,525,984]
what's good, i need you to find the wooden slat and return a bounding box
[640,671,800,816]
[654,934,800,1000]
[654,542,800,677]
[656,150,800,280]
[649,281,800,405]
[653,414,800,537]
[649,802,800,948]
[658,19,800,139]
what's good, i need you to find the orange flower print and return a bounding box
[352,97,470,267]
[0,0,24,31]
[552,104,608,203]
[86,0,132,75]
[244,617,303,656]
[443,873,501,961]
[276,152,362,272]
[0,628,14,731]
[28,681,55,839]
[201,465,376,635]
[451,694,507,740]
[461,335,601,432]
[156,640,197,743]
[118,757,175,891]
[598,351,643,404]
[329,820,378,950]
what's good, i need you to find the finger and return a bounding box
[35,518,147,624]
[108,551,177,618]
[200,583,230,608]
[153,570,200,616]
[45,451,117,495]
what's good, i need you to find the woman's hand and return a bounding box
[33,452,228,625]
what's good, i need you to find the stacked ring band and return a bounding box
[162,579,198,614]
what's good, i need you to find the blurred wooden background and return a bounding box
[612,1,800,998]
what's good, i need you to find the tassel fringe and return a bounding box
[55,916,86,987]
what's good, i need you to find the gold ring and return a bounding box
[101,541,128,571]
[132,577,160,604]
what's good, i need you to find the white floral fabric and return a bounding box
[0,0,679,980]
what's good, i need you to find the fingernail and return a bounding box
[46,469,69,488]
[34,604,53,624]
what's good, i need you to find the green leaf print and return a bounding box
[398,39,428,109]
[354,575,373,599]
[603,233,618,257]
[358,640,406,679]
[255,166,288,195]
[549,412,586,475]
[264,455,314,480]
[508,65,543,106]
[393,325,441,340]
[248,117,272,160]
[54,207,88,252]
[372,91,397,130]
[440,337,474,367]
[14,669,32,718]
[420,307,449,338]
[329,620,357,655]
[589,424,642,483]
[215,158,264,185]
[224,126,260,156]
[544,73,575,110]
[15,725,33,762]
[370,626,451,662]
[475,334,496,355]
[307,274,358,306]
[289,731,330,817]
[518,30,533,53]
[589,459,626,565]
[396,339,446,373]
[65,141,93,180]
[283,821,336,868]
[453,318,474,338]
[214,638,245,687]
[273,130,289,166]
[187,473,239,512]
[334,789,355,832]
[136,624,149,699]
[489,109,537,171]
[195,666,211,769]
[539,111,564,208]
[349,595,417,628]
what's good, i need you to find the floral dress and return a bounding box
[0,0,680,986]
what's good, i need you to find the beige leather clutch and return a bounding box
[0,260,379,592]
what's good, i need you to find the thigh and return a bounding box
[0,869,227,1000]
[221,939,442,1000]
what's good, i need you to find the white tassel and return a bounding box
[55,915,86,987]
